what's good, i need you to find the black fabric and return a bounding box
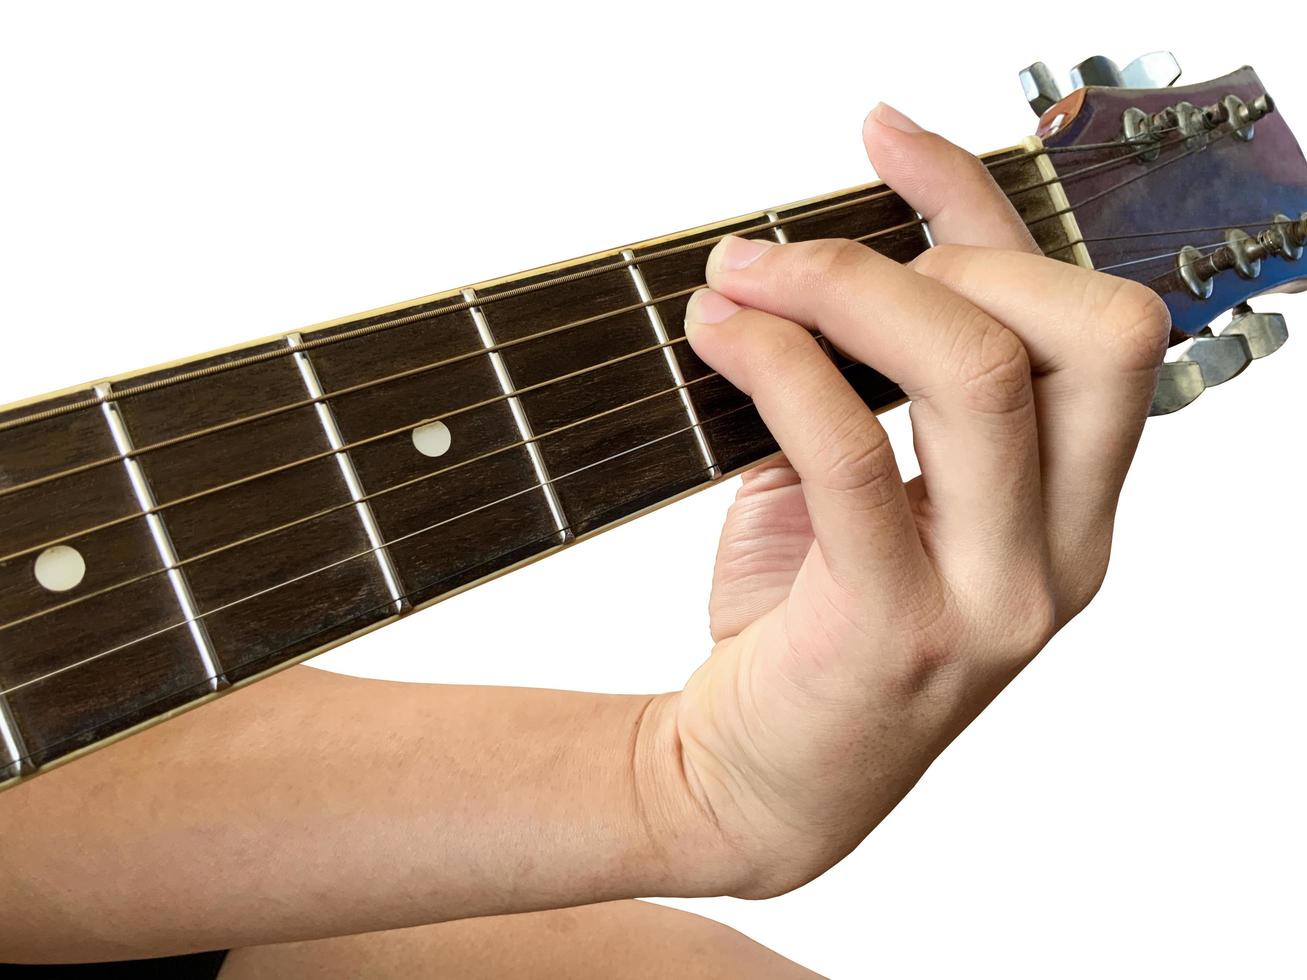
[0,951,228,978]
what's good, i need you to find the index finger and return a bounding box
[864,103,1039,254]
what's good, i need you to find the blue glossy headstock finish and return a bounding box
[1034,65,1307,337]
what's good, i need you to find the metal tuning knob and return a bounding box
[1120,52,1182,88]
[1019,62,1063,116]
[1070,55,1126,88]
[1223,303,1289,358]
[1150,328,1253,417]
[1181,329,1253,387]
[1149,304,1289,417]
[1020,52,1181,117]
[1150,360,1206,416]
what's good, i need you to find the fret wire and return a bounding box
[94,382,227,692]
[288,333,408,613]
[463,286,572,544]
[0,127,1205,438]
[0,692,29,778]
[0,382,812,700]
[622,248,720,478]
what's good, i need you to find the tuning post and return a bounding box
[1176,213,1305,299]
[1121,91,1274,153]
[1224,229,1263,279]
[1265,212,1307,260]
[1221,93,1275,140]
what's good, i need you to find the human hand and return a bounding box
[638,103,1171,898]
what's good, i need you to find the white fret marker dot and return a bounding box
[412,420,452,458]
[35,545,86,592]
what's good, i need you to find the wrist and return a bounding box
[627,692,748,898]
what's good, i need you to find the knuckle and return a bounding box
[1099,278,1172,370]
[1059,541,1113,618]
[886,590,960,696]
[979,579,1058,668]
[750,319,812,367]
[798,237,870,285]
[949,317,1033,416]
[818,421,897,501]
[1011,587,1058,659]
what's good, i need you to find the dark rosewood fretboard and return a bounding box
[0,142,1083,786]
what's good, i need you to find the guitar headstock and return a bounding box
[1017,55,1306,414]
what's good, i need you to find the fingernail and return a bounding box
[685,288,739,327]
[710,235,774,273]
[869,101,923,134]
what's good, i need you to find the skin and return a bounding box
[0,103,1170,973]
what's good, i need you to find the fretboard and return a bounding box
[0,140,1086,787]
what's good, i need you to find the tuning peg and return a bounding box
[1019,62,1063,116]
[1180,331,1253,387]
[1021,52,1181,116]
[1070,56,1126,89]
[1071,52,1184,89]
[1150,359,1205,416]
[1120,52,1182,88]
[1150,303,1287,417]
[1222,303,1289,358]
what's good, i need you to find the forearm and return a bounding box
[0,667,719,962]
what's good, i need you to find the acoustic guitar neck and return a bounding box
[5,64,1305,790]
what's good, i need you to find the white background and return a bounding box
[2,4,1303,977]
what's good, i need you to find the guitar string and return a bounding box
[0,218,1245,628]
[0,122,1211,437]
[1024,125,1235,233]
[1,364,744,630]
[0,131,1234,569]
[0,231,1240,675]
[0,200,1222,566]
[0,124,1229,512]
[1063,216,1303,246]
[0,389,794,698]
[0,281,701,504]
[0,224,1244,628]
[9,478,722,767]
[0,120,1252,714]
